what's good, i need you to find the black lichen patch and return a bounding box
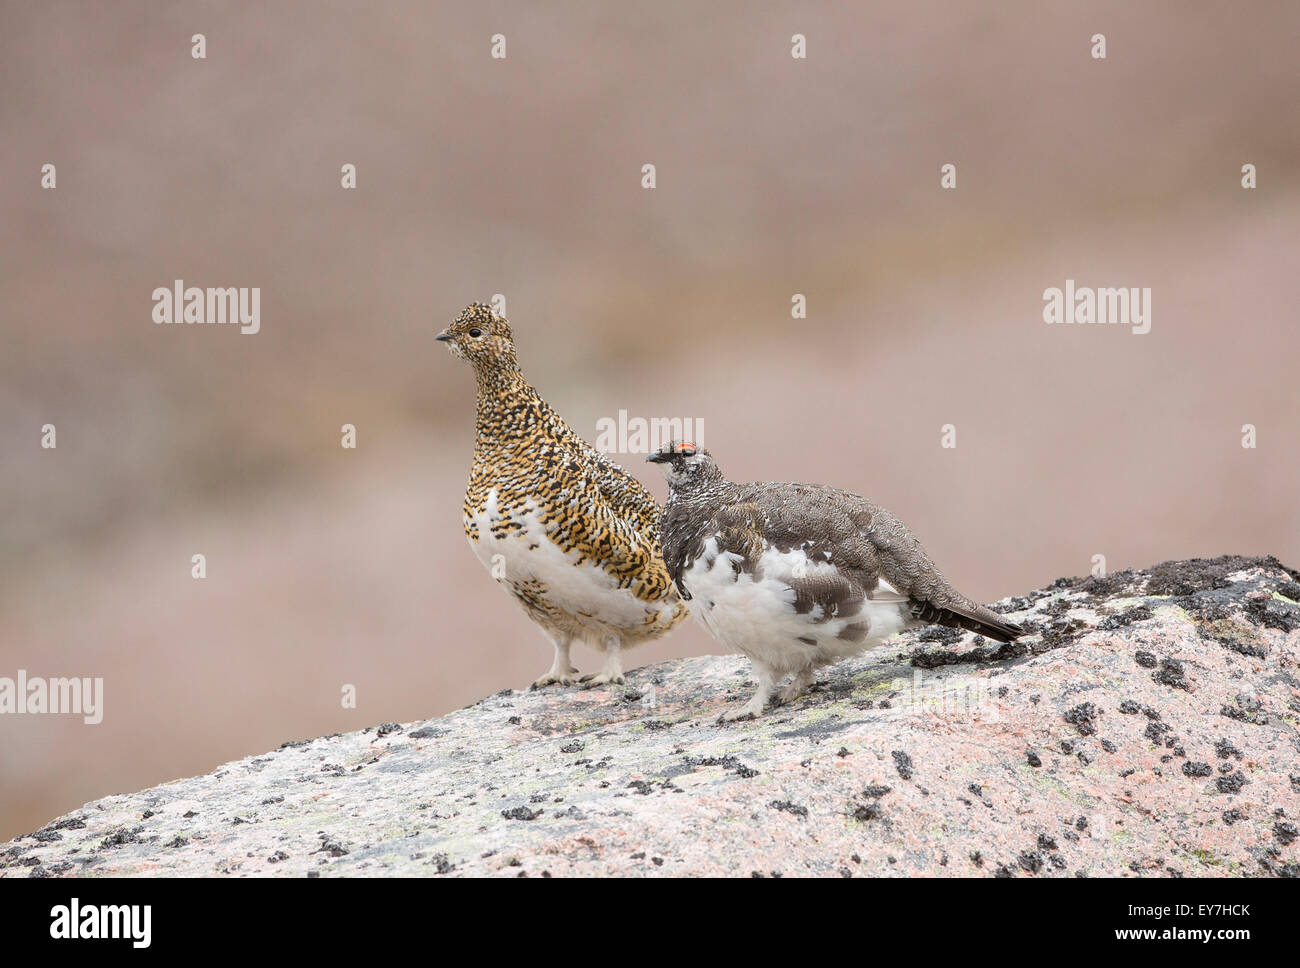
[42,810,86,836]
[1215,738,1243,760]
[1181,762,1213,778]
[1039,597,1072,617]
[312,834,350,856]
[1222,809,1244,826]
[1143,556,1257,596]
[501,805,544,821]
[852,802,883,822]
[768,800,809,818]
[914,625,964,645]
[851,784,892,821]
[1061,568,1142,597]
[96,827,145,850]
[408,726,447,740]
[1216,772,1248,795]
[1144,720,1172,745]
[1018,851,1044,874]
[1064,702,1100,736]
[429,853,455,874]
[374,722,402,738]
[1035,618,1088,651]
[1201,619,1269,658]
[1027,750,1042,767]
[1098,606,1154,630]
[683,754,758,779]
[1275,822,1298,845]
[1058,556,1288,605]
[1134,651,1158,669]
[1245,595,1300,633]
[1117,698,1160,718]
[911,639,1028,668]
[1172,595,1235,623]
[1152,658,1190,691]
[1220,694,1269,726]
[891,750,915,780]
[30,815,87,839]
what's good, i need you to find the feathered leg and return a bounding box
[530,632,578,690]
[720,661,777,721]
[580,634,626,687]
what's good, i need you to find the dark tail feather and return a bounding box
[909,598,1024,643]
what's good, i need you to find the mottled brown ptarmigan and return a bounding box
[648,441,1023,720]
[437,304,686,690]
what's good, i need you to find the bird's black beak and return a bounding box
[435,329,452,342]
[646,452,671,464]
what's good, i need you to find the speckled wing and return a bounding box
[545,407,664,529]
[538,411,676,601]
[735,483,1023,643]
[589,450,666,533]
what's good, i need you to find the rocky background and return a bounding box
[4,555,1298,878]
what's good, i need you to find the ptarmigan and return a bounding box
[648,441,1023,720]
[437,304,686,689]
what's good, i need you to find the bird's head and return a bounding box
[646,440,722,490]
[435,303,520,374]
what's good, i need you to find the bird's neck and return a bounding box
[667,478,732,511]
[470,356,524,390]
[472,367,543,446]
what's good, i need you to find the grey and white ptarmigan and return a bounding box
[437,304,686,690]
[648,441,1023,720]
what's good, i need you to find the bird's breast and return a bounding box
[465,488,676,629]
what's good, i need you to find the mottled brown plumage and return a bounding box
[438,304,685,689]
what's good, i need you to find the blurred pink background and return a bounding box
[2,1,1298,840]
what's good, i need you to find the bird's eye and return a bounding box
[468,328,482,338]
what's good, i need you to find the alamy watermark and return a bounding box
[1043,279,1150,335]
[0,670,103,724]
[50,898,150,948]
[152,280,260,334]
[595,409,704,455]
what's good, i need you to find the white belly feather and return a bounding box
[467,488,662,630]
[681,537,910,675]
